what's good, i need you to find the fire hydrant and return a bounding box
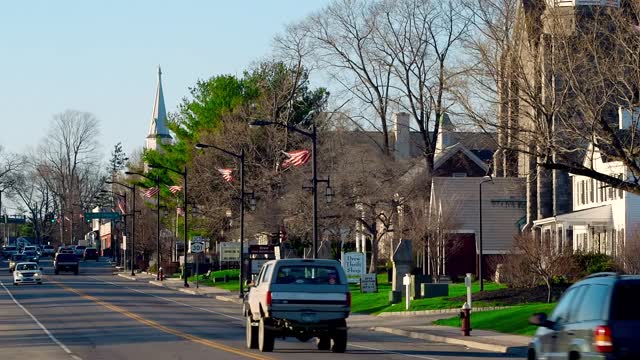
[159,267,164,281]
[460,302,472,336]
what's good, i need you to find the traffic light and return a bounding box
[45,213,56,223]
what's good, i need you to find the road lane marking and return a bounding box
[350,343,442,360]
[50,279,271,360]
[0,281,82,360]
[89,276,244,322]
[94,277,451,360]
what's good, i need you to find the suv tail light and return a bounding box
[346,292,351,307]
[266,291,272,306]
[594,325,613,353]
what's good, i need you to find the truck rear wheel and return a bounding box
[331,319,347,353]
[258,318,274,352]
[246,316,258,349]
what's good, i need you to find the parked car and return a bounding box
[53,253,79,275]
[41,245,55,257]
[1,246,18,259]
[21,245,37,254]
[13,262,43,285]
[83,248,99,261]
[9,254,28,272]
[74,245,86,257]
[244,259,350,353]
[528,272,640,360]
[21,251,39,263]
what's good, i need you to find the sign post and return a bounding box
[465,273,472,309]
[403,273,411,310]
[191,240,204,288]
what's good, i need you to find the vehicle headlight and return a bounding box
[34,273,40,277]
[14,271,21,277]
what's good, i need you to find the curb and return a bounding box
[215,295,243,305]
[377,306,513,317]
[117,273,137,281]
[371,326,527,356]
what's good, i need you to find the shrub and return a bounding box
[573,251,617,276]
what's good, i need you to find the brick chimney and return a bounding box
[393,112,411,160]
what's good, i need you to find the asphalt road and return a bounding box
[0,258,525,360]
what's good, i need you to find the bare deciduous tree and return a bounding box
[504,233,577,303]
[36,110,106,242]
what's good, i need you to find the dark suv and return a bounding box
[529,272,640,360]
[83,248,99,261]
[53,253,79,275]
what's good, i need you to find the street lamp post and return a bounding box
[106,180,137,277]
[126,171,162,281]
[147,164,189,288]
[100,189,130,269]
[479,175,493,292]
[249,117,333,259]
[195,143,255,297]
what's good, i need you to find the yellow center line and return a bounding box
[50,279,273,360]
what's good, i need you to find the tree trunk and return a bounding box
[369,228,378,274]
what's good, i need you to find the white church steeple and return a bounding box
[145,66,172,151]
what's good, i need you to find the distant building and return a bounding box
[534,139,640,255]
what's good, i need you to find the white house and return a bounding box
[533,141,640,256]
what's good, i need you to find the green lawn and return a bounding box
[350,275,508,314]
[434,303,557,336]
[188,269,240,292]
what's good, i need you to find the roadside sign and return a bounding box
[190,242,204,253]
[341,252,365,283]
[121,236,127,250]
[219,242,241,262]
[84,212,121,221]
[360,273,377,293]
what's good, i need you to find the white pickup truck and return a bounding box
[244,259,351,353]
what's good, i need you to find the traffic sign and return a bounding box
[190,242,204,253]
[84,212,121,221]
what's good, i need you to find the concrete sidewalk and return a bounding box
[115,272,529,355]
[117,272,243,304]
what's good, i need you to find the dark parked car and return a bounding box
[53,253,79,275]
[528,272,640,360]
[9,254,27,272]
[21,251,39,263]
[2,246,18,259]
[83,248,99,261]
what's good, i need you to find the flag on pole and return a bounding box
[282,149,311,168]
[217,168,234,182]
[143,187,160,198]
[176,207,185,216]
[117,198,126,214]
[168,185,183,194]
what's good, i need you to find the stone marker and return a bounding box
[392,239,413,293]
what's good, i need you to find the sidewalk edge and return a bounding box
[117,273,137,281]
[371,326,527,356]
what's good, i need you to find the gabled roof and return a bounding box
[433,142,490,173]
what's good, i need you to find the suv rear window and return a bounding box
[56,254,77,261]
[611,281,640,320]
[275,265,342,285]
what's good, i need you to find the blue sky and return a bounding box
[0,0,329,158]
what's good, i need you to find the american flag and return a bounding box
[176,207,185,216]
[117,198,126,214]
[168,185,183,194]
[143,187,160,198]
[282,149,311,168]
[217,168,234,182]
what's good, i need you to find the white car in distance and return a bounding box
[13,262,43,285]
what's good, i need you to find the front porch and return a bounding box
[533,205,622,256]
